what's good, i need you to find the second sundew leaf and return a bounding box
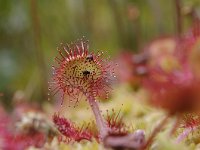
[53,114,94,143]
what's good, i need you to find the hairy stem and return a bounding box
[143,114,170,149]
[87,95,108,140]
[176,126,197,143]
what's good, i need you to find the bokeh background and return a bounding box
[0,0,200,109]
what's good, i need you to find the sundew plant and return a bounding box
[49,37,115,140]
[49,38,145,149]
[1,1,200,150]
